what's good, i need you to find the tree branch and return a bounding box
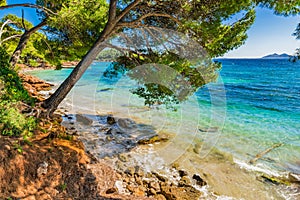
[0,19,12,34]
[34,31,55,59]
[1,34,21,44]
[108,0,118,22]
[115,0,142,23]
[27,20,47,34]
[21,9,27,31]
[0,3,56,16]
[117,12,181,28]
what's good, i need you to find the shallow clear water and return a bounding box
[29,59,300,175]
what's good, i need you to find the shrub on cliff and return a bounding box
[0,46,36,136]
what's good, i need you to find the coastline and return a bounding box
[19,67,300,199]
[0,70,207,199]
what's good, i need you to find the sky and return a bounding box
[224,7,300,58]
[1,1,300,58]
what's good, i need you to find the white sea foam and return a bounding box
[234,158,284,177]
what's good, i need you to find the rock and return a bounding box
[161,184,202,200]
[98,88,113,92]
[171,162,180,170]
[23,195,36,200]
[115,180,126,194]
[149,181,160,191]
[134,166,144,177]
[198,126,219,132]
[193,143,201,154]
[192,174,206,186]
[106,187,117,194]
[106,135,113,141]
[133,186,146,196]
[178,176,191,186]
[126,184,135,193]
[107,116,116,125]
[138,135,168,145]
[149,188,157,195]
[76,114,93,126]
[153,172,168,182]
[154,194,167,200]
[117,118,137,130]
[4,145,11,151]
[288,173,300,183]
[37,193,51,200]
[135,176,143,185]
[125,167,135,176]
[178,169,188,177]
[37,161,48,178]
[118,154,128,162]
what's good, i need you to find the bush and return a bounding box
[0,100,36,136]
[0,46,36,137]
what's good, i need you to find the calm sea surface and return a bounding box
[30,59,300,175]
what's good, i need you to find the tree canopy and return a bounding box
[0,0,299,114]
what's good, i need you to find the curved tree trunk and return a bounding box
[42,0,118,116]
[41,33,111,115]
[9,21,46,69]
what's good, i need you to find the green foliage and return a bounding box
[0,46,36,136]
[46,0,108,60]
[97,48,123,61]
[106,51,221,109]
[256,0,300,15]
[291,23,300,61]
[293,23,300,40]
[0,48,34,103]
[0,0,6,6]
[2,14,34,30]
[0,101,36,136]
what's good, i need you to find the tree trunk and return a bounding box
[42,24,115,116]
[9,21,46,69]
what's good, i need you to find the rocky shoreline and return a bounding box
[0,71,209,199]
[59,112,208,199]
[7,70,299,200]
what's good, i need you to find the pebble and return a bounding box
[179,176,191,186]
[154,194,167,200]
[192,174,206,186]
[118,154,128,162]
[153,172,168,182]
[171,162,180,169]
[4,145,11,150]
[37,161,48,177]
[149,181,160,191]
[106,187,117,194]
[149,188,157,195]
[125,167,135,176]
[107,116,116,125]
[178,169,188,177]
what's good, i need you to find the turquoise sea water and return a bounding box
[30,59,300,175]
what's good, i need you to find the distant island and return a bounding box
[261,53,292,59]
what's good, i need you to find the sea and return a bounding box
[29,58,300,199]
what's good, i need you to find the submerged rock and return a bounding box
[288,173,300,183]
[161,184,202,200]
[107,116,116,125]
[138,135,168,145]
[198,126,219,132]
[192,174,206,186]
[76,114,93,126]
[178,169,188,177]
[117,118,137,130]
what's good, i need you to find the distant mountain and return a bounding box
[262,53,291,59]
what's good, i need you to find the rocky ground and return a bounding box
[5,71,299,200]
[0,72,207,199]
